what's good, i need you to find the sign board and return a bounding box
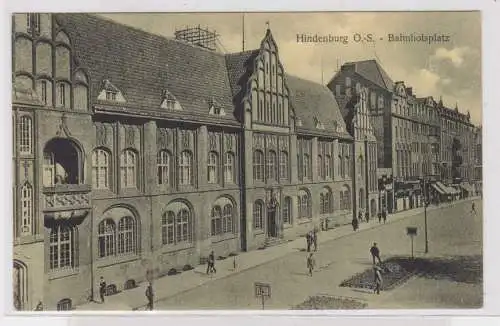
[254,282,271,298]
[406,227,417,236]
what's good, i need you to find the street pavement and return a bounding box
[76,198,481,310]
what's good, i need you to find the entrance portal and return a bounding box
[267,208,277,238]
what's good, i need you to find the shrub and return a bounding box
[167,268,178,276]
[182,264,193,271]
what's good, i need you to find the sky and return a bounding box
[99,12,482,125]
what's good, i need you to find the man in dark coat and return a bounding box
[99,276,106,303]
[306,232,311,252]
[370,242,382,264]
[382,210,387,223]
[377,212,382,223]
[307,253,316,277]
[374,266,383,295]
[365,211,370,223]
[352,218,359,231]
[145,282,154,310]
[206,250,216,274]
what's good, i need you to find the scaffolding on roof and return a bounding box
[174,25,218,51]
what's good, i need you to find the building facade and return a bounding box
[12,13,354,310]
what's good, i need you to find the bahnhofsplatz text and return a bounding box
[296,33,451,45]
[387,33,451,44]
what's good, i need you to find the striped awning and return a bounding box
[431,183,446,195]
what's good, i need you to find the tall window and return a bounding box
[58,83,66,107]
[19,116,33,154]
[211,206,222,236]
[326,155,332,179]
[317,155,324,179]
[224,152,235,183]
[43,152,55,187]
[340,191,344,210]
[320,190,332,214]
[20,183,33,236]
[117,216,136,254]
[120,149,137,188]
[223,204,233,234]
[157,150,171,186]
[207,152,219,184]
[359,188,365,209]
[253,150,264,181]
[298,190,311,219]
[282,196,292,224]
[266,150,277,180]
[179,151,193,185]
[176,209,191,243]
[98,219,115,258]
[303,154,311,179]
[161,208,192,245]
[49,225,76,270]
[92,149,110,189]
[161,212,175,245]
[279,151,288,180]
[41,80,48,104]
[253,201,264,229]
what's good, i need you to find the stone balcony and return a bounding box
[43,184,91,223]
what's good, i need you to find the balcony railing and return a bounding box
[43,184,91,211]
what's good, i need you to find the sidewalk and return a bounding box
[76,197,479,310]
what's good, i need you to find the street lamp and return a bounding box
[423,177,429,254]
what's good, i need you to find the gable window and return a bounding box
[120,149,137,189]
[179,151,193,185]
[207,152,219,184]
[266,150,277,180]
[253,150,264,181]
[49,225,77,270]
[224,152,235,183]
[20,183,33,236]
[157,150,171,186]
[279,151,288,180]
[105,91,117,101]
[92,149,110,190]
[19,116,33,155]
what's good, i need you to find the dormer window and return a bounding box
[160,89,181,111]
[97,80,127,103]
[314,117,325,130]
[105,91,117,101]
[208,98,225,116]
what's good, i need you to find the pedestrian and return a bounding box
[306,232,311,252]
[145,281,154,310]
[307,253,316,277]
[373,266,383,295]
[365,211,370,223]
[313,229,318,252]
[370,242,382,265]
[377,211,382,223]
[352,218,359,231]
[358,211,363,223]
[99,276,106,303]
[34,301,43,311]
[206,250,216,274]
[471,202,476,215]
[382,210,387,224]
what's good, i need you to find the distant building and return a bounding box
[12,13,354,310]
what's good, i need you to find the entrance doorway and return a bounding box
[13,260,27,310]
[267,207,277,238]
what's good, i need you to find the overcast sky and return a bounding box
[99,12,482,125]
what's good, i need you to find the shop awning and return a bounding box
[459,183,473,193]
[436,182,459,195]
[431,183,446,195]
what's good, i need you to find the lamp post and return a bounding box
[423,177,429,254]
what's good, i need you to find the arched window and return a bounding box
[207,151,219,184]
[303,154,311,179]
[342,185,351,210]
[298,189,311,219]
[282,196,292,224]
[43,138,82,186]
[253,201,264,230]
[117,216,136,254]
[320,188,333,214]
[223,204,233,234]
[345,77,351,87]
[279,151,288,180]
[179,151,193,185]
[98,219,115,258]
[157,150,171,186]
[57,298,72,311]
[325,155,332,179]
[120,149,137,188]
[317,155,324,179]
[56,82,69,108]
[20,183,33,236]
[13,261,28,310]
[49,225,77,270]
[211,206,222,236]
[19,116,33,154]
[92,148,110,189]
[253,150,264,181]
[266,150,277,180]
[340,191,344,210]
[224,152,235,183]
[161,211,175,245]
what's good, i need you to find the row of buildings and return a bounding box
[12,13,482,310]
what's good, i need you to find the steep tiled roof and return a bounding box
[285,75,350,138]
[55,13,237,122]
[225,50,259,101]
[346,59,394,92]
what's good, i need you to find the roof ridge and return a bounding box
[66,13,227,57]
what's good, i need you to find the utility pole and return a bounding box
[424,177,429,253]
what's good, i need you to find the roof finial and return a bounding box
[455,101,459,111]
[265,20,270,31]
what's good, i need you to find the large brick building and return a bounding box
[12,13,355,310]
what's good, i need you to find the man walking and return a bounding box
[377,211,382,223]
[374,266,383,295]
[471,202,477,215]
[206,250,216,275]
[99,276,106,303]
[145,281,154,310]
[307,253,316,277]
[382,210,387,223]
[365,211,370,223]
[312,229,318,252]
[352,217,359,231]
[370,242,382,265]
[306,231,312,252]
